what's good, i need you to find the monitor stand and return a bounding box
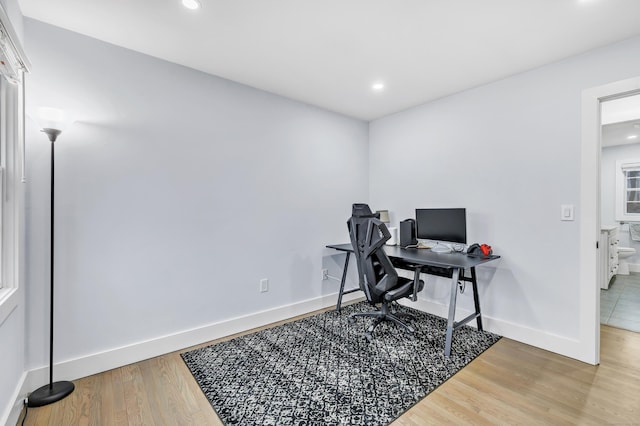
[430,243,452,253]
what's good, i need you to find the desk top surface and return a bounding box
[326,243,500,269]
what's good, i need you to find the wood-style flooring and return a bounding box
[19,310,640,425]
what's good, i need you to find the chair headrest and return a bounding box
[351,203,378,218]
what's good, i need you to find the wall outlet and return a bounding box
[322,269,329,280]
[259,278,269,292]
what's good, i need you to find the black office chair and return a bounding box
[347,203,424,341]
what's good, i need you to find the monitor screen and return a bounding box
[415,208,467,244]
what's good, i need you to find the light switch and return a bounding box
[561,204,574,221]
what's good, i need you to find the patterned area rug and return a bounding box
[181,301,500,425]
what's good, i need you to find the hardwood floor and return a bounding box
[19,313,640,425]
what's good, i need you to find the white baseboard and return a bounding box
[6,291,362,425]
[398,298,590,364]
[628,263,640,273]
[21,291,364,400]
[9,290,592,424]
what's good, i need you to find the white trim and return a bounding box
[0,71,24,326]
[23,291,364,391]
[399,298,589,363]
[0,370,26,426]
[0,287,17,326]
[618,161,640,171]
[14,275,613,423]
[581,76,640,366]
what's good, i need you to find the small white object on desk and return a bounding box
[386,227,398,245]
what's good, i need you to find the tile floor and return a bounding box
[601,273,640,332]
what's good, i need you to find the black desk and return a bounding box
[326,243,500,357]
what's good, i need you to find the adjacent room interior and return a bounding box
[2,0,640,424]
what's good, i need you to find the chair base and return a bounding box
[349,301,415,341]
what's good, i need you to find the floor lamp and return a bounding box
[28,108,75,407]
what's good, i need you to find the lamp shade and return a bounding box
[35,107,75,132]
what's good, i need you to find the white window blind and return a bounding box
[0,3,30,84]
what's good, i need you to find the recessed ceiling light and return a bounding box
[372,82,385,92]
[628,135,638,140]
[182,0,201,10]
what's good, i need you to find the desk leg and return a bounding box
[444,267,460,358]
[471,267,483,331]
[336,252,351,312]
[411,266,422,302]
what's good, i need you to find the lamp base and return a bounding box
[27,381,74,407]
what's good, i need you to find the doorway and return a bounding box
[581,76,640,365]
[599,94,640,332]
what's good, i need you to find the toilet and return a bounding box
[617,246,637,275]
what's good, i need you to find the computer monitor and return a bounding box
[415,208,467,244]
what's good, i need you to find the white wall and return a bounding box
[601,143,640,263]
[14,11,640,415]
[23,19,368,383]
[369,35,640,360]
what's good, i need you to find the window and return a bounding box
[624,169,640,213]
[615,159,640,221]
[0,72,22,315]
[0,3,29,323]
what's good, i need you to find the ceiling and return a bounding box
[17,0,640,121]
[602,94,640,148]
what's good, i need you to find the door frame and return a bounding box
[581,76,640,365]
